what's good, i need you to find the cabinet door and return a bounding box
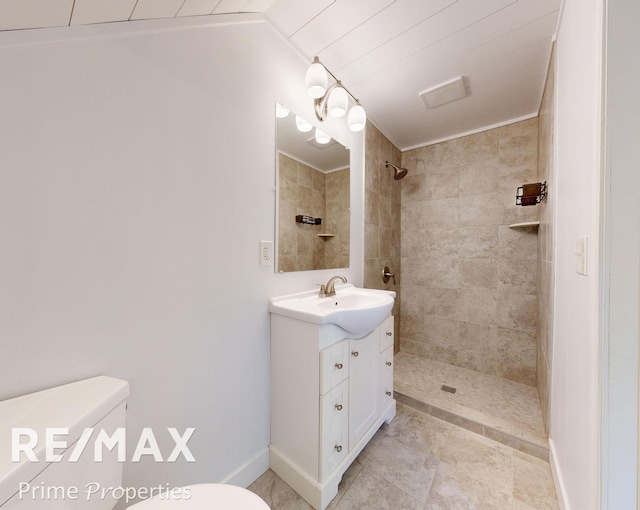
[320,380,349,479]
[348,330,379,448]
[320,341,349,395]
[379,345,394,410]
[380,316,394,352]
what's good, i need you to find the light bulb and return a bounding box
[348,104,366,132]
[295,115,313,133]
[305,59,328,99]
[315,128,331,144]
[328,86,348,118]
[275,103,290,118]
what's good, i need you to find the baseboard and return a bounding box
[549,438,570,510]
[222,448,270,488]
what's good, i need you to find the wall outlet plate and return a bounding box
[260,241,273,266]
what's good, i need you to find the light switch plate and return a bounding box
[575,237,588,275]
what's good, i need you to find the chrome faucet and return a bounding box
[319,275,347,297]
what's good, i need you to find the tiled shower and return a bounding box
[399,119,540,386]
[364,51,556,440]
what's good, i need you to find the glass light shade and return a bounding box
[305,61,328,99]
[328,86,348,118]
[275,103,290,118]
[348,104,366,132]
[295,115,313,133]
[315,128,331,144]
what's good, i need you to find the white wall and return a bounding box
[0,14,364,499]
[601,0,640,507]
[550,0,604,508]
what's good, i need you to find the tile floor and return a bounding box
[249,403,559,510]
[249,353,559,510]
[393,352,547,459]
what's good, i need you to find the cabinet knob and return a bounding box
[335,404,343,411]
[386,391,392,397]
[386,361,392,367]
[334,445,343,453]
[352,351,359,357]
[335,362,343,369]
[386,331,392,336]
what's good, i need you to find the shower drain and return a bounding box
[441,384,457,394]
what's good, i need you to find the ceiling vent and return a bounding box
[419,76,467,109]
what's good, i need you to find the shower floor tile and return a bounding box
[394,352,548,458]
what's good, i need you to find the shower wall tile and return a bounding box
[365,123,402,352]
[496,293,537,333]
[424,316,461,347]
[427,166,460,200]
[536,45,555,433]
[498,225,538,260]
[400,313,424,340]
[457,289,498,325]
[402,284,426,316]
[402,173,427,203]
[459,164,499,197]
[423,258,459,289]
[425,288,459,319]
[498,259,538,295]
[365,190,380,225]
[401,228,425,258]
[459,321,498,358]
[499,150,538,178]
[400,117,540,386]
[458,259,498,290]
[459,192,502,226]
[425,197,459,226]
[402,200,427,232]
[498,329,537,386]
[498,118,538,156]
[458,226,498,259]
[425,228,460,258]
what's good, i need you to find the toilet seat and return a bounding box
[128,484,270,509]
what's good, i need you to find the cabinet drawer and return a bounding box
[379,346,394,409]
[380,316,394,352]
[320,381,349,479]
[320,341,349,395]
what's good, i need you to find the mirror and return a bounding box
[276,104,350,273]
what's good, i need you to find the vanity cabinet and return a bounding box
[270,314,396,510]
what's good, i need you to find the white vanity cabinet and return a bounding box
[269,314,396,510]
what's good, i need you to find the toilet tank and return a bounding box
[0,376,129,509]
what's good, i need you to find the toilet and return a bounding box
[0,377,269,510]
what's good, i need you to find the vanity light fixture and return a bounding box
[304,56,366,132]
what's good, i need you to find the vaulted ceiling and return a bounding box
[0,0,561,150]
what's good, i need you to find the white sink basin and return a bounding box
[269,284,395,335]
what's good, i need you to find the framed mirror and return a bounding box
[275,104,350,273]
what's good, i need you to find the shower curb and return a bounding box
[394,391,549,461]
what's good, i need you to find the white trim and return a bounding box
[549,439,570,510]
[400,113,539,151]
[0,12,266,50]
[221,448,270,488]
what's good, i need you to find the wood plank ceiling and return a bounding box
[0,0,561,149]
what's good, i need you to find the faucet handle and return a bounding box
[382,266,396,285]
[317,284,326,296]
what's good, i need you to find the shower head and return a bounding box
[385,161,409,180]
